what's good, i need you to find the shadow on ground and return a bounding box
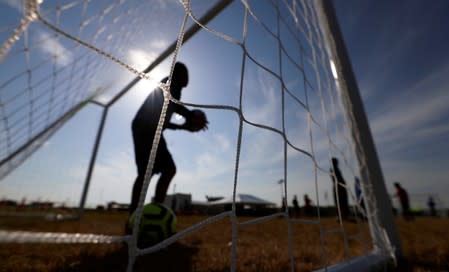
[59,242,199,272]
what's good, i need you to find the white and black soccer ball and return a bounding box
[129,203,176,248]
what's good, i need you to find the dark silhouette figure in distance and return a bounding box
[330,157,350,220]
[292,195,300,218]
[394,182,413,221]
[428,196,436,217]
[303,194,313,217]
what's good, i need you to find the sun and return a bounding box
[129,66,164,106]
[126,48,167,103]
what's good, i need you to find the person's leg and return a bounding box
[130,126,152,215]
[127,129,150,234]
[404,202,413,220]
[401,202,407,219]
[130,174,145,214]
[338,188,349,219]
[153,138,176,203]
[154,167,176,203]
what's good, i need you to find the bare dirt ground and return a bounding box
[0,210,447,271]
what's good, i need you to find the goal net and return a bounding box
[0,0,399,271]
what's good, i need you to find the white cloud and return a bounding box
[153,0,178,10]
[361,62,449,206]
[381,158,449,202]
[1,0,22,12]
[36,30,73,67]
[176,132,235,184]
[212,133,231,153]
[149,40,168,50]
[87,150,136,204]
[94,151,134,183]
[127,49,157,71]
[242,66,282,130]
[370,63,449,150]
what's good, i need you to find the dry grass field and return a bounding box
[0,210,448,272]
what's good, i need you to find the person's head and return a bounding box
[394,182,401,189]
[172,62,188,87]
[331,157,339,168]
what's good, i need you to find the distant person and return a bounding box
[324,191,329,206]
[330,157,350,220]
[354,177,366,212]
[427,196,436,217]
[394,182,413,220]
[303,194,313,217]
[281,197,286,212]
[130,62,208,216]
[292,195,300,217]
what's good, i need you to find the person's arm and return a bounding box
[165,103,192,130]
[165,123,184,130]
[174,102,191,118]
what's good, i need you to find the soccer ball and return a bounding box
[185,109,208,132]
[129,203,176,248]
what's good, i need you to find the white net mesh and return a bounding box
[0,0,394,271]
[0,0,215,178]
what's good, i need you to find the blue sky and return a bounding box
[334,0,449,208]
[1,0,448,211]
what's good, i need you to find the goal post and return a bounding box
[315,0,402,259]
[0,0,401,271]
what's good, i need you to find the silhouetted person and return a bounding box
[130,62,206,215]
[330,157,350,220]
[394,182,412,220]
[303,194,313,217]
[427,196,436,217]
[292,195,300,217]
[354,177,366,212]
[281,197,286,212]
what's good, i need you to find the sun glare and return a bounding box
[126,49,168,106]
[330,59,338,80]
[130,67,165,106]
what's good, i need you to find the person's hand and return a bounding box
[184,109,208,132]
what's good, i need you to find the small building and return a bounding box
[107,201,129,211]
[205,195,224,202]
[0,199,17,207]
[29,201,54,209]
[163,193,192,214]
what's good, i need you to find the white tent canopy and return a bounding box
[210,194,275,206]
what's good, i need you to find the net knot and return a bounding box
[24,0,41,21]
[180,0,192,16]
